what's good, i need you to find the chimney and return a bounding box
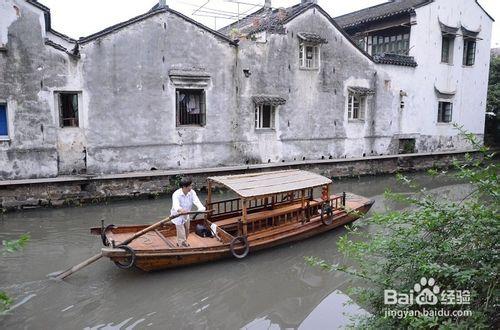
[264,0,272,9]
[158,0,167,8]
[301,0,318,4]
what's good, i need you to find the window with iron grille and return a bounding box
[441,35,454,63]
[347,92,366,120]
[438,101,453,123]
[463,39,476,66]
[255,104,276,129]
[0,103,8,139]
[57,92,79,127]
[176,89,206,127]
[299,43,320,69]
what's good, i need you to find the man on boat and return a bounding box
[171,178,206,247]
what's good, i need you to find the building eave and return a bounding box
[335,0,433,30]
[49,29,77,43]
[44,38,80,58]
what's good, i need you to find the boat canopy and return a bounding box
[208,170,332,198]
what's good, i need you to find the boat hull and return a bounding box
[99,197,374,272]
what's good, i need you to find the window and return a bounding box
[58,92,79,127]
[370,33,409,56]
[347,92,366,120]
[176,89,206,126]
[437,101,453,123]
[441,35,454,63]
[463,39,476,66]
[299,43,320,69]
[0,103,8,139]
[255,104,276,129]
[355,37,365,50]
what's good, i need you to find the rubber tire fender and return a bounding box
[101,224,115,247]
[230,236,250,259]
[113,245,136,269]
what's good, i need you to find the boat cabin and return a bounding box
[205,170,345,238]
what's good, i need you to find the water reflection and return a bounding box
[0,173,468,329]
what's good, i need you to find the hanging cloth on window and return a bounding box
[187,94,200,114]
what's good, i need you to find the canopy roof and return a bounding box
[208,170,332,198]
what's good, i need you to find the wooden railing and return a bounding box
[207,190,314,219]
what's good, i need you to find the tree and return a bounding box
[1,234,30,312]
[486,54,500,146]
[307,128,499,328]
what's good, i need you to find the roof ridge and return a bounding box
[218,6,268,33]
[78,7,236,46]
[78,8,167,43]
[335,0,432,28]
[334,1,395,20]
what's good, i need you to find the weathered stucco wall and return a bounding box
[80,11,239,174]
[0,0,79,179]
[236,7,382,162]
[0,1,492,180]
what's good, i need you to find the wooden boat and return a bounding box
[91,170,374,272]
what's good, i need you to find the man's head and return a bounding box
[180,177,193,194]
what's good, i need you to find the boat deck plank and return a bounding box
[108,230,170,250]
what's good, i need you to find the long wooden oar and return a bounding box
[53,211,209,280]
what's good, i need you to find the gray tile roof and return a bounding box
[297,32,328,44]
[335,0,431,28]
[348,87,375,95]
[252,96,287,105]
[439,21,459,35]
[373,53,417,67]
[219,3,314,36]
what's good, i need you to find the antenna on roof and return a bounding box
[223,0,264,23]
[192,0,210,15]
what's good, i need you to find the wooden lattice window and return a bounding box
[438,101,453,123]
[463,39,476,66]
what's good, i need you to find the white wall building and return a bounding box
[337,0,494,153]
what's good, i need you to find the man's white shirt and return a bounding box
[170,188,206,225]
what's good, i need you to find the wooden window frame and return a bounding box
[347,92,366,121]
[371,32,410,56]
[441,35,454,64]
[437,101,453,123]
[463,38,476,66]
[255,104,276,130]
[299,42,320,70]
[0,103,9,140]
[57,92,80,128]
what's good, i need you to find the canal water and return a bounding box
[0,173,469,329]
